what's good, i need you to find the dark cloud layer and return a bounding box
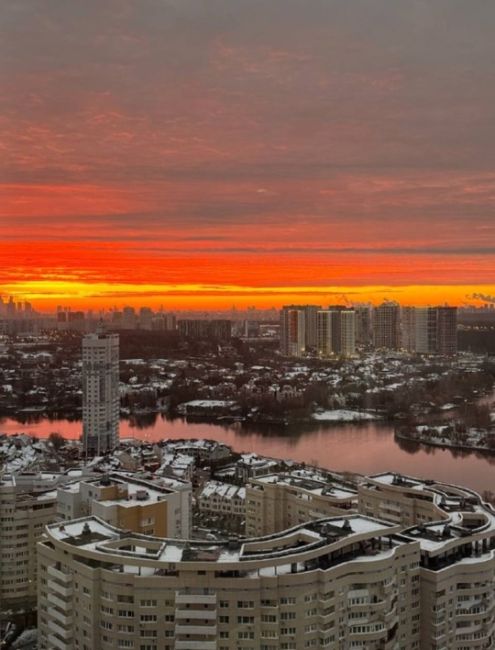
[1,0,495,303]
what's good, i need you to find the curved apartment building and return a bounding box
[38,514,418,650]
[37,471,495,650]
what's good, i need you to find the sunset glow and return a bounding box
[2,1,494,309]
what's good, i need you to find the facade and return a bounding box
[401,306,417,352]
[197,481,245,520]
[359,472,495,649]
[280,305,321,356]
[355,305,373,347]
[279,307,306,357]
[82,331,120,455]
[245,470,357,536]
[38,514,419,650]
[208,320,232,341]
[56,472,191,539]
[0,475,57,620]
[152,313,177,332]
[177,319,210,338]
[373,302,401,350]
[401,307,458,355]
[436,306,458,355]
[38,471,495,650]
[317,309,356,357]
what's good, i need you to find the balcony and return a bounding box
[175,610,217,620]
[175,593,217,605]
[47,578,72,598]
[175,643,216,650]
[47,618,73,641]
[47,633,71,650]
[47,591,68,610]
[175,641,217,650]
[47,566,72,583]
[50,607,73,626]
[175,624,217,635]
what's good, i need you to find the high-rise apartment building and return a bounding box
[280,307,306,356]
[38,472,495,650]
[373,301,401,350]
[38,514,419,650]
[82,331,120,455]
[122,306,137,329]
[436,306,458,355]
[401,306,458,355]
[280,305,321,356]
[316,308,356,357]
[0,475,57,622]
[355,305,373,347]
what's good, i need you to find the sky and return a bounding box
[1,0,495,310]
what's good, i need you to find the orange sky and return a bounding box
[1,2,494,310]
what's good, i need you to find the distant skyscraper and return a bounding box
[414,307,436,354]
[402,306,458,355]
[401,306,417,352]
[436,306,458,355]
[280,305,321,356]
[373,302,401,350]
[122,306,137,329]
[139,306,153,330]
[355,305,373,348]
[317,309,356,357]
[82,330,120,455]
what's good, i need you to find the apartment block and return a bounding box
[373,302,401,350]
[245,470,357,536]
[38,514,418,650]
[197,481,245,520]
[317,308,356,357]
[82,330,120,455]
[280,305,321,356]
[57,472,191,538]
[38,467,495,649]
[0,474,57,620]
[359,472,495,649]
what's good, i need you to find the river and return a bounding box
[1,399,495,493]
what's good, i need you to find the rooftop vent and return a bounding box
[135,489,149,501]
[341,519,353,533]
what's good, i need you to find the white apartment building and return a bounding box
[82,331,120,455]
[0,474,57,620]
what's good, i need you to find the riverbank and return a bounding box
[395,428,495,456]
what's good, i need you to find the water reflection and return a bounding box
[1,411,494,493]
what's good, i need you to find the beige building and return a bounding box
[38,513,418,650]
[197,481,245,520]
[57,472,191,539]
[360,472,495,649]
[38,470,495,650]
[246,469,357,536]
[358,472,444,527]
[0,474,57,619]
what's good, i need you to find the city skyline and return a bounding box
[2,1,495,309]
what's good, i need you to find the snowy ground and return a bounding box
[311,409,379,422]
